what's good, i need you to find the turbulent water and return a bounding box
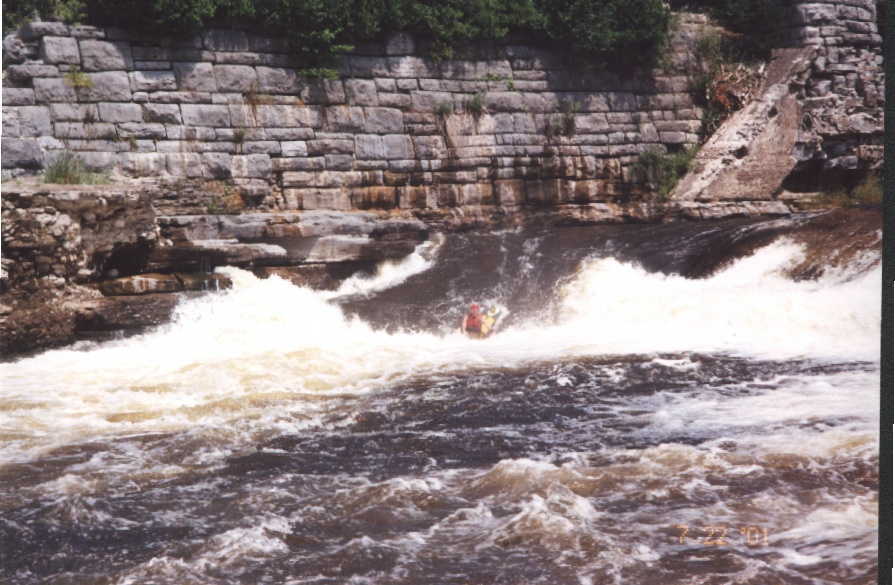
[0,217,880,585]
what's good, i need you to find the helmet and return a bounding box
[470,303,480,311]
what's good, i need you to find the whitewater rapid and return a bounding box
[0,237,880,466]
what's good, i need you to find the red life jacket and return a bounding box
[466,312,482,332]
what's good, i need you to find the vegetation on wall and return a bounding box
[669,0,786,57]
[633,148,696,200]
[6,0,672,69]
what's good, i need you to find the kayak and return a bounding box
[460,306,507,339]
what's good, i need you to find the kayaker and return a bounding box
[463,303,483,336]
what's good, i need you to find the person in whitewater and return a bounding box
[462,303,484,337]
[461,303,502,338]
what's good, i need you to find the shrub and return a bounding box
[43,151,109,184]
[434,101,453,116]
[63,67,92,89]
[669,0,785,57]
[539,0,670,68]
[464,91,485,116]
[633,147,696,199]
[67,0,671,69]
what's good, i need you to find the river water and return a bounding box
[0,217,880,585]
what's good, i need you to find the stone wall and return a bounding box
[787,0,885,179]
[1,2,884,213]
[3,15,713,216]
[671,0,883,203]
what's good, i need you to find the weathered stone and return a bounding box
[385,32,415,55]
[308,139,355,155]
[6,63,60,82]
[203,29,250,52]
[182,104,231,127]
[120,152,167,176]
[364,107,403,133]
[20,21,70,39]
[346,79,379,106]
[383,134,413,160]
[325,154,354,170]
[256,66,300,94]
[78,72,132,102]
[69,25,105,39]
[302,80,347,104]
[3,88,36,106]
[1,138,43,168]
[79,40,133,71]
[301,191,353,212]
[118,123,166,139]
[99,273,182,295]
[98,102,142,123]
[355,135,384,159]
[280,141,308,157]
[214,65,257,92]
[173,62,217,92]
[40,36,80,64]
[142,103,182,124]
[3,33,29,64]
[165,153,204,177]
[325,106,366,132]
[130,70,177,91]
[231,154,272,178]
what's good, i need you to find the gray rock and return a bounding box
[120,152,167,176]
[173,62,217,92]
[13,106,52,136]
[356,135,385,159]
[79,72,132,102]
[98,102,142,123]
[412,135,445,158]
[576,113,609,133]
[3,33,29,64]
[383,134,413,160]
[346,79,379,106]
[40,36,80,64]
[308,139,355,155]
[325,154,353,170]
[203,29,249,52]
[3,88,36,106]
[202,153,232,178]
[79,40,133,71]
[411,90,453,111]
[118,123,166,139]
[302,192,353,213]
[385,32,415,55]
[231,154,272,178]
[142,103,182,124]
[6,63,60,82]
[130,70,177,91]
[302,79,347,105]
[181,104,231,127]
[69,25,105,39]
[20,21,70,39]
[2,138,43,168]
[214,65,257,92]
[256,66,300,94]
[281,141,308,157]
[326,105,367,132]
[49,103,96,121]
[165,153,204,177]
[33,78,78,102]
[364,107,403,133]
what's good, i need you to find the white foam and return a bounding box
[0,238,880,465]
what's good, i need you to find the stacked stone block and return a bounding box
[3,18,709,212]
[786,0,884,171]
